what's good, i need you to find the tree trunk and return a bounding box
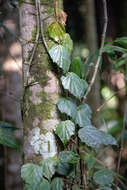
[19,0,61,163]
[84,0,102,128]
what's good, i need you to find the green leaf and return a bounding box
[71,56,82,78]
[72,185,82,190]
[51,177,64,190]
[103,45,127,54]
[0,128,19,149]
[59,151,80,164]
[57,98,77,119]
[55,120,75,146]
[0,121,17,130]
[78,125,117,148]
[61,33,73,54]
[40,157,56,180]
[56,162,75,177]
[21,163,43,186]
[37,179,51,190]
[85,154,96,170]
[93,169,114,185]
[75,104,92,127]
[49,45,71,73]
[115,37,127,46]
[48,21,65,42]
[61,72,88,99]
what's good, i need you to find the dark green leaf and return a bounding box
[40,157,57,180]
[48,21,65,42]
[61,72,88,99]
[75,104,92,128]
[78,125,117,148]
[115,37,127,46]
[0,121,17,130]
[0,128,19,149]
[51,177,64,190]
[49,45,71,73]
[56,162,75,177]
[61,33,73,54]
[93,169,114,185]
[57,98,77,119]
[71,56,82,78]
[59,151,80,164]
[55,120,75,146]
[37,179,51,190]
[103,45,127,54]
[72,185,82,190]
[21,163,43,186]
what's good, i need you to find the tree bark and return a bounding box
[19,0,61,163]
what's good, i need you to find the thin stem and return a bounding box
[83,0,108,102]
[117,103,127,173]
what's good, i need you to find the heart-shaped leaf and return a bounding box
[78,125,117,148]
[75,104,92,127]
[51,177,64,190]
[93,169,114,185]
[37,179,51,190]
[21,163,43,186]
[48,21,65,42]
[57,98,77,119]
[40,157,57,180]
[61,72,88,99]
[59,151,80,164]
[49,45,71,73]
[55,120,75,146]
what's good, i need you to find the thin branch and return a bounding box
[96,86,126,112]
[117,103,127,174]
[83,0,108,102]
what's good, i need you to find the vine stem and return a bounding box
[83,0,108,102]
[117,103,127,174]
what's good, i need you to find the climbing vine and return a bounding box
[17,0,127,190]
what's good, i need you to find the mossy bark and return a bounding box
[19,0,61,163]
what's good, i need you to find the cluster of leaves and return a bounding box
[21,8,126,190]
[103,37,127,76]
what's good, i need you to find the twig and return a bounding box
[83,0,108,102]
[96,86,126,112]
[25,0,40,87]
[117,103,127,174]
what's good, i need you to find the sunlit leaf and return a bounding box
[49,45,71,73]
[55,120,75,146]
[57,97,77,119]
[0,127,19,149]
[75,104,92,128]
[51,177,64,190]
[40,157,57,180]
[115,37,127,46]
[61,33,73,54]
[93,169,114,185]
[21,163,43,186]
[48,21,65,42]
[71,56,82,78]
[59,151,80,164]
[78,125,117,148]
[61,72,88,99]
